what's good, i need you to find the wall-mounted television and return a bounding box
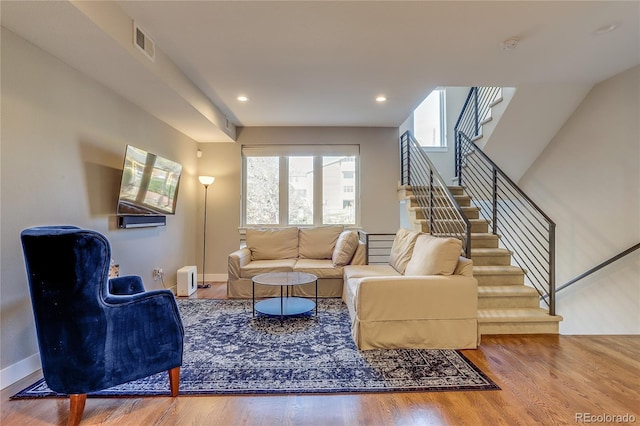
[116,145,183,216]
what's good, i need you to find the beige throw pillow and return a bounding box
[246,227,299,260]
[404,234,462,276]
[299,226,343,259]
[332,231,359,266]
[388,228,420,274]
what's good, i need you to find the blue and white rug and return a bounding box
[12,298,499,398]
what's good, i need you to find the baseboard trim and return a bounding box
[206,273,227,282]
[1,352,41,390]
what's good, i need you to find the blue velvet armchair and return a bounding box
[21,226,184,425]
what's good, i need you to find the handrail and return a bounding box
[358,230,395,265]
[454,87,502,177]
[553,243,640,295]
[400,130,472,257]
[454,87,557,315]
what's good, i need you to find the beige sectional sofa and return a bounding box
[228,226,366,298]
[342,228,479,350]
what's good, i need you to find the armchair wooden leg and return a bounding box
[68,393,86,426]
[169,367,180,397]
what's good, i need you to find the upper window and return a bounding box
[242,145,359,227]
[414,89,446,148]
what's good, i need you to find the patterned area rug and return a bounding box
[12,298,498,398]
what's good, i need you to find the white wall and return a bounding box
[0,29,199,386]
[484,84,592,182]
[519,65,640,334]
[197,126,400,278]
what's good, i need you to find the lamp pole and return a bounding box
[198,176,215,288]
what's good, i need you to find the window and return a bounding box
[288,156,313,225]
[414,89,446,148]
[323,156,356,224]
[242,145,359,226]
[245,156,279,225]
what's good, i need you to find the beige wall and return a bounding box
[520,65,640,334]
[0,29,199,383]
[197,126,401,278]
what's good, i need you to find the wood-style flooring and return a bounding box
[2,283,638,425]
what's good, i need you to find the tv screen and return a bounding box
[117,145,183,215]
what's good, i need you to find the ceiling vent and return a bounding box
[133,22,155,62]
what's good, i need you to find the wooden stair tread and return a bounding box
[408,205,479,212]
[478,308,563,323]
[471,247,511,255]
[473,265,524,275]
[478,286,539,296]
[415,218,487,224]
[470,233,499,239]
[399,184,464,193]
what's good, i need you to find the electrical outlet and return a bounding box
[153,268,163,281]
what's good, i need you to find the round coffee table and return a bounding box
[252,272,318,319]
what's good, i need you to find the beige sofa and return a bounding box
[342,228,479,350]
[228,226,366,298]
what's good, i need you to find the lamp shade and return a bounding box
[198,176,215,186]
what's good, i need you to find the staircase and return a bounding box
[399,184,562,335]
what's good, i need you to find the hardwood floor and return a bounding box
[2,283,638,425]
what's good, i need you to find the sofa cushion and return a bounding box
[240,259,296,278]
[454,256,474,277]
[388,228,420,274]
[293,259,343,279]
[246,227,299,260]
[299,226,343,259]
[332,230,359,266]
[343,264,399,280]
[404,234,462,276]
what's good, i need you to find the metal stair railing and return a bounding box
[400,130,472,258]
[553,243,640,295]
[454,87,502,177]
[454,87,557,315]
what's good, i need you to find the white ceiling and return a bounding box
[2,1,639,142]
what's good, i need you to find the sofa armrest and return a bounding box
[355,275,477,321]
[228,248,252,281]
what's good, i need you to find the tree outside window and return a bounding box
[245,156,279,224]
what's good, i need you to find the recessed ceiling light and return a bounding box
[375,95,387,103]
[237,96,249,102]
[500,38,519,51]
[593,23,618,35]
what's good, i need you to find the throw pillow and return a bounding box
[299,226,344,259]
[388,228,420,274]
[404,234,462,276]
[246,227,299,260]
[332,231,359,266]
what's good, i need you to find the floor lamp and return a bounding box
[198,176,215,288]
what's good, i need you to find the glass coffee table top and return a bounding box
[252,272,318,318]
[252,272,317,286]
